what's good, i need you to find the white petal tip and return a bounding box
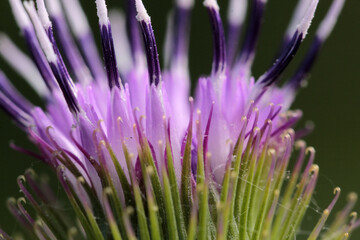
[23,1,58,63]
[297,0,319,38]
[95,0,109,25]
[317,0,345,40]
[45,0,62,16]
[9,0,32,28]
[61,0,90,37]
[135,0,151,23]
[203,0,220,11]
[176,0,194,9]
[36,0,52,29]
[228,0,247,26]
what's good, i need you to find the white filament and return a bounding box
[36,0,52,29]
[0,34,48,97]
[228,0,248,26]
[60,0,90,37]
[95,0,109,25]
[317,0,345,40]
[9,0,32,28]
[23,1,58,63]
[135,0,151,23]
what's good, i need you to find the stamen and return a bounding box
[24,1,79,113]
[226,0,247,64]
[7,198,32,231]
[256,0,319,88]
[95,0,121,89]
[288,0,345,90]
[204,0,227,74]
[308,187,341,240]
[61,0,106,81]
[203,103,214,162]
[17,198,36,226]
[0,228,11,240]
[135,0,162,85]
[0,34,48,97]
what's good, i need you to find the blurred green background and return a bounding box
[0,0,359,238]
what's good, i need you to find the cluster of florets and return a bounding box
[0,0,358,239]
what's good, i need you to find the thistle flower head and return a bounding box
[0,0,357,239]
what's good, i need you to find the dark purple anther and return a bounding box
[96,0,121,89]
[258,31,303,87]
[45,27,72,81]
[139,20,162,85]
[99,23,121,89]
[49,61,80,113]
[206,5,227,74]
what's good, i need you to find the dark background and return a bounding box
[0,0,359,238]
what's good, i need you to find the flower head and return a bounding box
[0,0,358,239]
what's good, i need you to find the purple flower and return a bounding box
[0,0,358,239]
